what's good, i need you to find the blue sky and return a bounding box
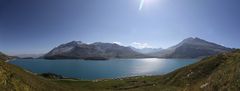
[0,0,240,55]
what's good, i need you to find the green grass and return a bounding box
[54,76,181,91]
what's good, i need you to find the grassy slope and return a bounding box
[1,50,240,91]
[56,50,240,91]
[159,50,240,91]
[0,58,71,91]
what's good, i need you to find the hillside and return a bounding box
[157,49,240,91]
[0,52,10,61]
[44,41,146,59]
[150,37,232,58]
[0,54,69,91]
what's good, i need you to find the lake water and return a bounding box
[9,58,199,80]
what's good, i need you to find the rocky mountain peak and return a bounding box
[181,37,206,44]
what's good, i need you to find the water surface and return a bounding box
[9,58,198,80]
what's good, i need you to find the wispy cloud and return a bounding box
[112,41,154,49]
[131,42,153,49]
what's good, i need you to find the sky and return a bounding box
[0,0,240,55]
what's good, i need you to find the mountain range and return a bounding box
[44,41,146,59]
[14,54,44,59]
[44,37,233,59]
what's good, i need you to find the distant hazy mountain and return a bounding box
[131,47,163,54]
[14,54,44,59]
[149,37,233,58]
[44,41,146,59]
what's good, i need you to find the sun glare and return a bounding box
[139,0,145,11]
[139,0,158,11]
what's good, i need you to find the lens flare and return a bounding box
[139,0,145,11]
[139,0,159,11]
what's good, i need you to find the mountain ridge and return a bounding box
[44,37,233,59]
[149,37,233,58]
[44,41,147,59]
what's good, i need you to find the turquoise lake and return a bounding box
[9,58,199,80]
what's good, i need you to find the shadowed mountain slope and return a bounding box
[44,41,146,59]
